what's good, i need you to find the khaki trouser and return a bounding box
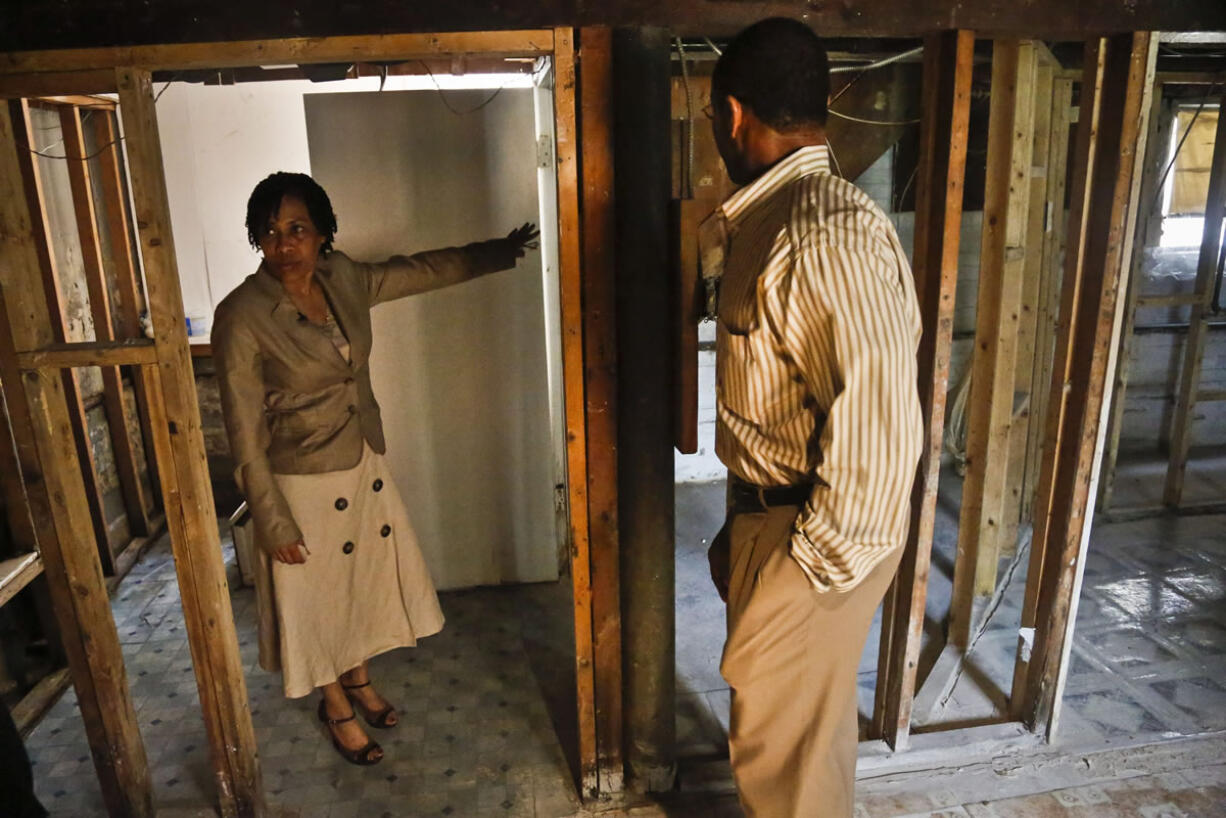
[719,504,902,818]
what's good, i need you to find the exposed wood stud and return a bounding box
[1000,57,1054,555]
[59,103,151,536]
[949,40,1037,648]
[873,29,975,752]
[552,27,601,800]
[8,97,116,572]
[117,67,264,818]
[578,25,624,794]
[0,169,151,816]
[1100,85,1171,512]
[1163,86,1226,507]
[1014,33,1157,734]
[1022,77,1075,519]
[92,108,161,507]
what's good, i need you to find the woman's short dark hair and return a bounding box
[245,171,338,254]
[711,18,830,131]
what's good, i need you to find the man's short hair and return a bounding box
[711,17,830,131]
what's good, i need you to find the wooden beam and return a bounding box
[0,552,43,608]
[1000,57,1054,555]
[0,356,40,559]
[873,29,974,752]
[949,40,1037,648]
[1,30,554,75]
[12,667,72,736]
[24,368,155,816]
[15,340,160,369]
[92,108,161,509]
[8,97,116,573]
[116,68,264,818]
[1022,77,1075,520]
[59,104,151,536]
[0,70,117,98]
[1014,33,1156,734]
[1163,86,1226,508]
[1100,86,1171,512]
[3,100,152,817]
[1,2,1224,49]
[553,28,599,800]
[38,94,116,109]
[578,25,623,795]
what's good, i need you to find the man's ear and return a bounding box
[726,95,746,139]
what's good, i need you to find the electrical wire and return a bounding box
[416,59,507,115]
[675,37,695,199]
[829,45,923,74]
[827,108,921,127]
[1149,83,1220,215]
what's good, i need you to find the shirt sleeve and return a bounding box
[211,303,303,552]
[775,232,923,592]
[359,238,521,307]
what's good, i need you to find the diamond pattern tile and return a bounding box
[23,532,581,817]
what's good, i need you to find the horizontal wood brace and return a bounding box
[16,339,158,369]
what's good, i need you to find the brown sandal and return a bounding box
[341,681,398,729]
[317,699,382,765]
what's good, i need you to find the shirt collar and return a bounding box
[253,259,332,317]
[719,144,832,228]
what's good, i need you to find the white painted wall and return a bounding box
[156,74,562,589]
[303,88,558,591]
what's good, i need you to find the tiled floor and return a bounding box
[26,533,582,817]
[21,452,1226,817]
[672,453,1226,817]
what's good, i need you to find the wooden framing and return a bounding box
[0,24,619,813]
[1099,83,1171,511]
[1000,50,1055,554]
[0,31,555,75]
[116,67,265,816]
[1013,32,1156,733]
[9,98,117,571]
[92,107,162,504]
[0,552,43,608]
[1163,86,1226,507]
[59,102,152,536]
[949,40,1038,648]
[577,26,624,796]
[873,29,975,751]
[1023,77,1076,519]
[0,103,153,814]
[552,27,602,798]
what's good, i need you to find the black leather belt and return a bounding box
[728,475,811,513]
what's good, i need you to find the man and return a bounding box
[702,18,923,817]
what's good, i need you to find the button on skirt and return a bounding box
[254,443,444,698]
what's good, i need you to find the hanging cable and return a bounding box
[829,45,923,74]
[416,59,507,115]
[675,37,696,199]
[827,108,921,127]
[1148,83,1220,216]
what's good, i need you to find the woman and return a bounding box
[212,171,538,766]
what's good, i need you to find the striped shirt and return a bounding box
[708,145,923,592]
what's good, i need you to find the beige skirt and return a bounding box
[253,443,445,698]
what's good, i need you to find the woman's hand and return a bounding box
[505,222,541,257]
[272,539,309,564]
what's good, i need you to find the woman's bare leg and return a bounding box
[320,680,383,760]
[340,661,398,726]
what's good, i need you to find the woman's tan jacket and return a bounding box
[211,240,518,552]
